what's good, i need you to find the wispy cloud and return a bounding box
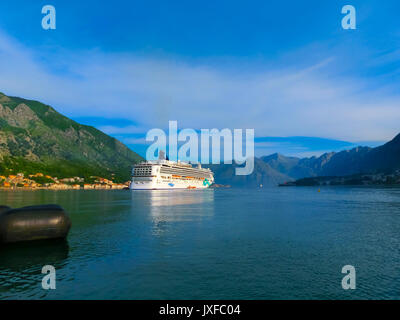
[1,29,400,143]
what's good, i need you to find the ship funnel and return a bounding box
[197,163,202,169]
[159,150,166,160]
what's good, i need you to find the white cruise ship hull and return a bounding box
[130,178,211,190]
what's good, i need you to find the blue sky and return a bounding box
[0,0,399,157]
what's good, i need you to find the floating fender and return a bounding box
[0,204,71,244]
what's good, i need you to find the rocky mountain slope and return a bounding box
[0,92,142,181]
[262,133,400,181]
[211,133,400,187]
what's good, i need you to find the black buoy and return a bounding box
[0,205,71,244]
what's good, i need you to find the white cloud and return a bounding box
[1,29,400,142]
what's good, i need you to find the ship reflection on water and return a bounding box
[134,189,215,224]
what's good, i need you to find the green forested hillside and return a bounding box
[0,92,142,181]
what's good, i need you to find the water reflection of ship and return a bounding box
[146,189,215,223]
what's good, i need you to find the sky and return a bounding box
[0,0,399,158]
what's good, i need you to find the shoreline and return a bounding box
[0,186,129,191]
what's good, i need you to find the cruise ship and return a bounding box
[130,152,214,190]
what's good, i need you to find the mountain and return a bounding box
[357,133,400,173]
[206,158,293,187]
[260,153,300,175]
[0,92,142,181]
[261,133,400,183]
[262,147,373,179]
[209,133,400,187]
[261,153,316,179]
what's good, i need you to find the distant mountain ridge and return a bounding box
[263,133,400,179]
[211,133,400,187]
[0,92,142,181]
[206,158,292,187]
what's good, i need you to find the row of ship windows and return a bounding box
[160,176,205,180]
[160,171,210,178]
[134,168,211,179]
[135,167,209,175]
[134,171,209,178]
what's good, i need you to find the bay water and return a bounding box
[1,187,400,299]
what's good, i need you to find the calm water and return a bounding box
[1,187,400,299]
